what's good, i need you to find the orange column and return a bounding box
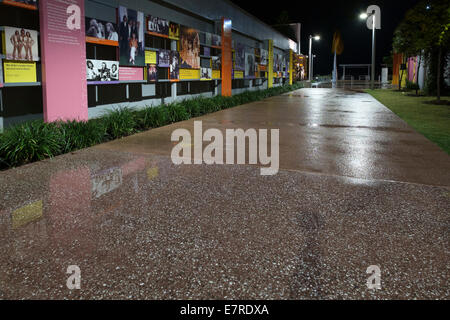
[221,18,232,96]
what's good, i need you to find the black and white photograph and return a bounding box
[86,18,119,41]
[170,51,180,80]
[118,6,145,66]
[158,49,171,67]
[205,32,212,46]
[4,26,39,61]
[201,67,212,80]
[245,52,255,78]
[86,59,119,82]
[235,42,245,70]
[260,49,268,65]
[147,64,158,82]
[147,15,169,36]
[211,34,221,47]
[212,56,221,70]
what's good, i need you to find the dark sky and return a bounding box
[230,0,423,76]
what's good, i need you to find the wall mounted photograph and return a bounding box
[180,26,200,69]
[118,6,145,66]
[169,22,180,39]
[260,49,268,65]
[170,51,180,80]
[158,49,170,67]
[86,18,119,43]
[148,64,158,82]
[3,27,39,61]
[212,56,221,70]
[235,43,245,71]
[147,15,169,36]
[86,60,119,82]
[211,34,221,47]
[201,67,212,80]
[245,52,255,78]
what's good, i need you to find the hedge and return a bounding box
[0,83,303,170]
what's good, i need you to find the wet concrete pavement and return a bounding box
[0,88,449,299]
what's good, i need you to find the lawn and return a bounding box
[366,89,450,154]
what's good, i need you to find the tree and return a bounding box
[394,0,450,100]
[392,3,427,92]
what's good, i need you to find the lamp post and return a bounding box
[360,9,378,89]
[308,35,320,82]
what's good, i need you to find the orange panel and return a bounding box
[221,18,232,97]
[86,37,119,47]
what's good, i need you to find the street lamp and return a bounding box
[360,9,377,89]
[308,35,320,81]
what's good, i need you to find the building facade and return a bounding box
[0,0,298,130]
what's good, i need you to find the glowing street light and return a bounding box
[308,34,320,81]
[359,6,381,89]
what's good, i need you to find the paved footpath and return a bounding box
[0,88,449,299]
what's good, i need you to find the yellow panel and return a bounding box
[3,61,37,83]
[179,68,200,80]
[212,70,221,79]
[145,51,157,65]
[234,70,244,79]
[268,40,273,88]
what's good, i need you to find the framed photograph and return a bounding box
[86,60,119,82]
[169,22,180,39]
[158,49,171,67]
[170,51,180,80]
[212,56,221,70]
[201,67,212,80]
[86,17,119,43]
[147,15,169,36]
[148,64,158,82]
[260,49,268,66]
[180,26,200,69]
[245,52,255,78]
[235,43,245,71]
[4,26,39,61]
[118,6,145,66]
[212,34,221,47]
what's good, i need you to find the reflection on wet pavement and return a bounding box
[0,88,449,299]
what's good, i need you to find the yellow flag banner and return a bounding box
[332,31,344,55]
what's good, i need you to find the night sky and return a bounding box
[230,0,423,77]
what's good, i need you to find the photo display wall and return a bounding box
[82,4,291,85]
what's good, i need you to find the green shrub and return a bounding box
[58,119,106,152]
[103,108,137,139]
[141,105,170,128]
[0,120,63,167]
[167,103,191,123]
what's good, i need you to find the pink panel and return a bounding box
[119,67,144,81]
[407,56,418,83]
[39,0,88,122]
